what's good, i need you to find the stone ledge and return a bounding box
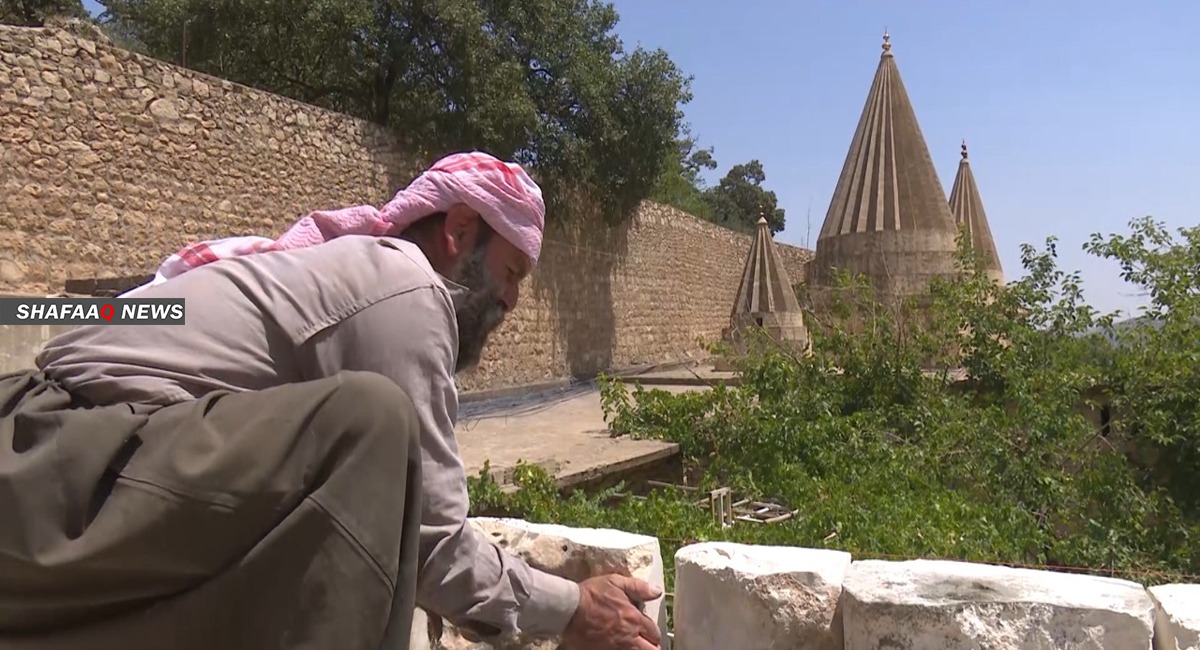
[394,520,1199,650]
[842,559,1155,649]
[63,275,154,297]
[412,518,668,650]
[674,542,851,650]
[458,360,697,404]
[1150,584,1200,650]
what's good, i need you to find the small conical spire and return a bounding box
[949,143,1004,284]
[881,29,892,57]
[726,210,808,350]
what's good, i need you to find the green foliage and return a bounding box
[0,0,86,26]
[470,217,1200,592]
[99,0,691,225]
[649,132,717,220]
[650,150,790,235]
[702,159,786,234]
[1084,219,1200,516]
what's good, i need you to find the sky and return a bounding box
[81,0,1199,317]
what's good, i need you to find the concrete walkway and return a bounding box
[612,365,741,386]
[455,377,712,489]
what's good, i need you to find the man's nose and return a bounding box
[502,282,519,313]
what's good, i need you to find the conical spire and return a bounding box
[724,214,809,349]
[810,32,960,299]
[948,141,1004,284]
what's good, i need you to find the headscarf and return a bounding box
[129,151,545,292]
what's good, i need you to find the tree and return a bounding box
[650,130,717,219]
[0,0,86,26]
[99,0,691,225]
[1083,218,1200,514]
[703,159,786,234]
[678,136,717,187]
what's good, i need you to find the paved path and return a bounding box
[614,365,740,386]
[455,379,705,488]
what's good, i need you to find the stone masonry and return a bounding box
[411,518,668,650]
[404,522,1193,650]
[0,25,418,293]
[464,204,811,390]
[0,25,811,390]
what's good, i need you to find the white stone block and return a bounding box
[409,606,432,650]
[415,518,668,650]
[843,559,1156,649]
[673,542,852,650]
[1150,584,1200,650]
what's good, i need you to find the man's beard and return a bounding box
[446,244,507,374]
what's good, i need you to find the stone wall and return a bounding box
[459,202,811,391]
[0,25,812,387]
[0,24,418,293]
[429,519,1199,650]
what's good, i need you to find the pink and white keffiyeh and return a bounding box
[128,151,545,293]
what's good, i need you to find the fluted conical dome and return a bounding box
[810,32,959,299]
[948,142,1004,284]
[724,216,809,348]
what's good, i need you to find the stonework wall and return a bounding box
[432,519,1198,650]
[0,25,418,293]
[0,25,812,387]
[459,203,811,390]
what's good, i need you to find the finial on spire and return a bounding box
[757,207,768,226]
[882,29,892,56]
[960,139,969,161]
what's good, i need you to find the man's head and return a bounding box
[375,152,544,372]
[134,151,545,347]
[402,204,534,373]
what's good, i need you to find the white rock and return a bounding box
[409,607,432,650]
[843,559,1155,650]
[415,518,668,650]
[1150,584,1200,650]
[673,542,851,650]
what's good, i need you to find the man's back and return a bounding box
[0,233,442,649]
[37,235,457,407]
[34,228,587,641]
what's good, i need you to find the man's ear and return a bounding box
[442,204,482,260]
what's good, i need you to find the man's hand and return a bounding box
[561,574,663,650]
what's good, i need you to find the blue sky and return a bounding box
[82,1,1198,316]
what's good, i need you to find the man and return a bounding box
[0,152,663,650]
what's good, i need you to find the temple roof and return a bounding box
[817,32,957,240]
[725,216,809,348]
[731,216,804,318]
[948,141,1004,283]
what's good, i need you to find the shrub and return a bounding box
[469,218,1200,590]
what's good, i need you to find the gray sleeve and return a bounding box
[297,286,580,638]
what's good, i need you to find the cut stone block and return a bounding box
[673,542,852,650]
[413,518,668,650]
[409,607,432,650]
[842,559,1156,649]
[1150,584,1200,650]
